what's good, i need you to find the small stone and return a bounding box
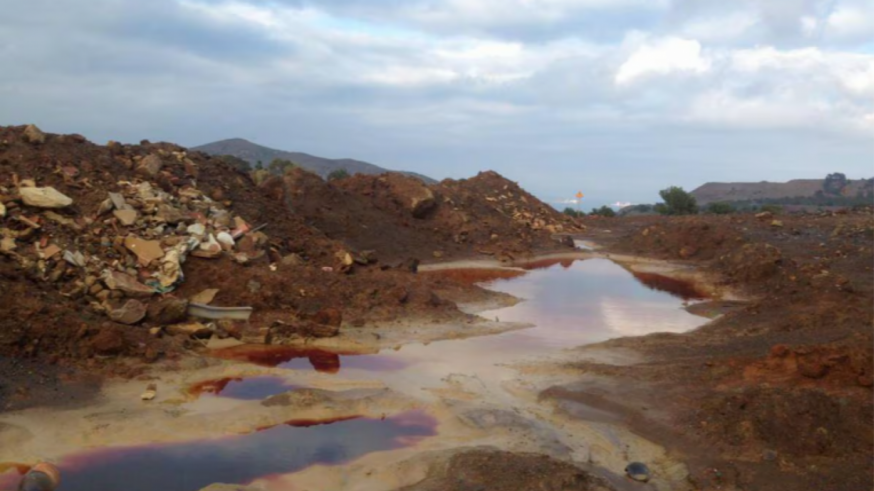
[432,250,444,259]
[191,288,220,305]
[107,299,147,325]
[771,220,783,228]
[0,201,5,218]
[1,237,17,252]
[149,327,163,338]
[280,253,305,267]
[103,270,155,298]
[137,154,163,177]
[22,124,46,144]
[113,209,138,226]
[141,383,157,401]
[336,250,354,267]
[147,298,189,324]
[20,187,73,208]
[625,462,650,482]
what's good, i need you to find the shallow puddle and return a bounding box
[212,345,409,373]
[0,411,436,491]
[4,258,708,489]
[189,376,299,400]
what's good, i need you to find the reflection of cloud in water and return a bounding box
[599,297,702,337]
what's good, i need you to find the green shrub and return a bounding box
[589,205,616,217]
[656,186,698,215]
[760,204,783,214]
[328,169,351,181]
[706,202,736,215]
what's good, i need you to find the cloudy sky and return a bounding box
[1,0,872,206]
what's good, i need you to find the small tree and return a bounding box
[589,205,616,217]
[328,169,350,181]
[255,160,264,171]
[706,202,736,215]
[268,158,296,175]
[562,207,584,218]
[656,186,698,215]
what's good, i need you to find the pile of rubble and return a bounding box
[0,172,270,330]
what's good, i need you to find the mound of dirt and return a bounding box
[573,209,874,490]
[0,125,569,369]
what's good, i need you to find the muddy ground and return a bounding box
[1,124,872,491]
[547,211,874,490]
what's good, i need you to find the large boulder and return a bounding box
[19,187,73,208]
[22,124,46,144]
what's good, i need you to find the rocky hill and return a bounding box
[193,138,436,183]
[691,174,874,205]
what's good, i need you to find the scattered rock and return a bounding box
[107,299,147,325]
[124,235,165,265]
[141,383,157,401]
[191,288,220,305]
[137,154,163,177]
[147,298,189,324]
[0,201,5,218]
[113,209,138,226]
[281,253,305,267]
[102,270,155,298]
[771,220,784,228]
[19,187,73,208]
[22,124,46,144]
[625,462,650,482]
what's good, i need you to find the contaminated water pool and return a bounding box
[0,258,708,490]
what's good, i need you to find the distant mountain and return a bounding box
[691,173,874,205]
[192,138,436,183]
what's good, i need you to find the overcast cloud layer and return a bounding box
[1,0,872,206]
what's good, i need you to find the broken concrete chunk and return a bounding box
[40,244,62,259]
[136,154,163,177]
[187,223,206,237]
[191,234,222,259]
[23,124,46,144]
[102,270,155,298]
[216,231,235,250]
[63,250,86,267]
[113,209,138,226]
[124,235,164,266]
[108,192,131,211]
[43,211,82,230]
[191,288,220,305]
[107,298,147,325]
[20,187,73,209]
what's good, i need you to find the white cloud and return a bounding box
[826,4,874,41]
[615,37,711,85]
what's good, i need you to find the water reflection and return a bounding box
[0,411,436,491]
[189,376,299,400]
[212,346,408,373]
